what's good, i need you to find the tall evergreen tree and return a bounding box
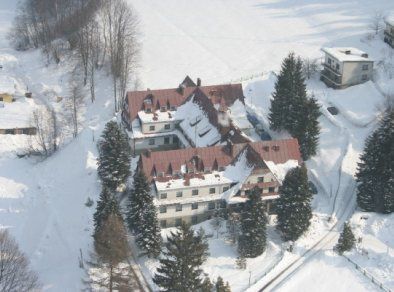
[126,170,162,257]
[97,120,131,191]
[276,165,312,241]
[153,223,209,291]
[335,222,356,255]
[201,276,213,292]
[215,276,231,292]
[238,187,267,258]
[93,187,122,234]
[356,109,394,213]
[269,53,321,160]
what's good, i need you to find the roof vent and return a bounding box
[263,145,269,152]
[344,50,351,55]
[272,145,280,151]
[361,53,368,58]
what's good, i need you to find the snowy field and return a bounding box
[0,0,393,291]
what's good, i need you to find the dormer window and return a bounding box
[204,167,211,173]
[146,108,151,113]
[160,106,166,112]
[170,106,176,111]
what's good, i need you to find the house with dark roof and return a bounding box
[138,138,302,227]
[122,76,252,154]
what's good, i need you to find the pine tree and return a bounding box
[97,120,131,191]
[356,109,394,213]
[269,53,320,160]
[215,276,231,292]
[93,187,122,234]
[153,223,209,291]
[238,187,267,258]
[335,222,356,255]
[201,276,213,292]
[127,170,162,257]
[276,165,312,241]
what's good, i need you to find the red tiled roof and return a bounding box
[124,82,244,121]
[139,138,302,182]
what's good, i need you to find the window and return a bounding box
[208,202,215,210]
[164,124,171,130]
[176,204,182,212]
[149,125,155,131]
[160,106,166,112]
[361,74,368,81]
[146,108,151,113]
[327,58,332,65]
[170,106,176,111]
[164,137,170,144]
[204,167,211,173]
[0,97,2,101]
[176,191,183,197]
[192,189,199,196]
[223,186,229,192]
[160,206,167,213]
[220,200,227,209]
[362,64,369,70]
[209,188,216,194]
[268,187,275,193]
[173,136,179,144]
[191,202,198,210]
[219,166,225,171]
[335,64,340,70]
[175,218,182,226]
[149,138,155,145]
[160,193,167,199]
[257,177,264,183]
[160,220,167,228]
[5,129,14,134]
[192,216,198,224]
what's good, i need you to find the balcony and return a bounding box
[320,68,343,89]
[321,62,342,77]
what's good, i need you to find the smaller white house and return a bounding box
[320,47,374,89]
[384,14,394,48]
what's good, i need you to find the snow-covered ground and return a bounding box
[0,0,393,291]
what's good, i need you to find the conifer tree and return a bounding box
[97,120,131,191]
[335,222,356,255]
[201,276,213,292]
[276,165,312,241]
[269,53,320,160]
[126,170,162,257]
[93,187,122,234]
[153,223,209,291]
[356,109,394,213]
[238,187,267,258]
[215,276,231,292]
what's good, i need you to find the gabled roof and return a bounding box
[124,77,245,121]
[139,138,302,182]
[180,75,196,87]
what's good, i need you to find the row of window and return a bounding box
[149,124,171,131]
[161,217,194,228]
[145,105,177,114]
[148,136,179,146]
[159,200,226,213]
[160,186,229,199]
[327,58,369,71]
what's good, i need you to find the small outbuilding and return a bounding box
[0,74,16,103]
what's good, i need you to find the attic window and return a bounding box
[144,99,152,104]
[199,129,211,137]
[272,145,280,151]
[204,167,211,173]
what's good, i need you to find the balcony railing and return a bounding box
[321,62,342,77]
[320,72,342,87]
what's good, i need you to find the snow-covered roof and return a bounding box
[0,100,36,129]
[385,13,394,26]
[265,160,300,183]
[137,110,179,123]
[321,47,373,62]
[228,99,253,130]
[0,74,16,94]
[175,94,221,147]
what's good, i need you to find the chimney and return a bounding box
[197,78,201,87]
[345,50,351,55]
[145,149,152,157]
[177,84,185,94]
[361,53,368,58]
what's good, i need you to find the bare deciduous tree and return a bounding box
[30,104,60,157]
[65,76,85,138]
[369,12,385,35]
[101,0,140,112]
[92,214,133,291]
[0,230,40,291]
[302,58,319,79]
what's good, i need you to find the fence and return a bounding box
[342,254,392,292]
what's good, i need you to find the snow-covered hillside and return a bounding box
[0,0,393,291]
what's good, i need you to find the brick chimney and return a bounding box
[197,78,201,87]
